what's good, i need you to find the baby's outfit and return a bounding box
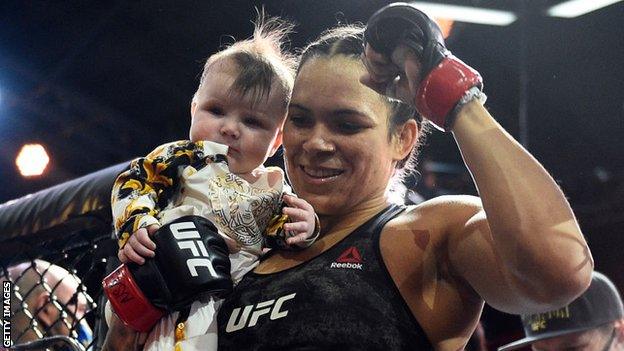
[111,140,314,350]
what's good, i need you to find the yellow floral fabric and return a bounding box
[111,140,288,251]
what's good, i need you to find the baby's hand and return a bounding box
[282,195,318,247]
[118,224,160,265]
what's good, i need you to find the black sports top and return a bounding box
[217,205,433,350]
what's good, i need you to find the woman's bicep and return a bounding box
[447,209,541,314]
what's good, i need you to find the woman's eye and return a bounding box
[288,114,312,128]
[337,121,363,134]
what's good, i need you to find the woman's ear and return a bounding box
[393,119,419,161]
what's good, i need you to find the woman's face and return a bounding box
[283,56,402,215]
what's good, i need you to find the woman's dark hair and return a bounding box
[297,24,430,179]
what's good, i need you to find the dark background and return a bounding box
[1,1,623,348]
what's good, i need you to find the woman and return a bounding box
[103,8,593,351]
[215,16,592,351]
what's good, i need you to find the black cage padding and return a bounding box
[0,161,129,243]
[0,161,131,350]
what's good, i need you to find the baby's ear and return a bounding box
[190,100,197,118]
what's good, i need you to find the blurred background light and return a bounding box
[547,0,624,18]
[16,144,50,177]
[411,2,517,26]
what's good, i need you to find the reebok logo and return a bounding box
[225,293,296,332]
[330,246,363,270]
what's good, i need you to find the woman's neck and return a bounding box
[254,193,392,273]
[318,193,390,239]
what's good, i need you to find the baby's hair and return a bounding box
[195,10,297,110]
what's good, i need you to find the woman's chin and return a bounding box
[290,168,355,214]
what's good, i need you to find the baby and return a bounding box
[109,16,318,351]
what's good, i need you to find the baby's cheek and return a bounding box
[190,120,216,141]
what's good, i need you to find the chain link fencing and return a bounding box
[1,162,128,350]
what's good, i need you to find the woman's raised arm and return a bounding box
[362,2,593,314]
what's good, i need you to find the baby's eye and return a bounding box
[244,117,263,128]
[208,106,224,116]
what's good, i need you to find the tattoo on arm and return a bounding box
[102,319,141,351]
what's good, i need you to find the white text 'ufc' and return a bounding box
[170,221,217,278]
[225,293,296,332]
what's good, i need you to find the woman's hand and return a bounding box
[360,43,423,105]
[360,3,483,131]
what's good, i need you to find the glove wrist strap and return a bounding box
[416,56,483,132]
[446,87,487,130]
[102,264,165,332]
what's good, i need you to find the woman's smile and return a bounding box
[299,165,344,184]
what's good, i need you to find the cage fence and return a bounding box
[2,228,117,350]
[0,162,128,351]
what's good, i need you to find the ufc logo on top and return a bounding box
[170,221,218,278]
[226,293,296,332]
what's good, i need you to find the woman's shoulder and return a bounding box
[383,195,484,241]
[403,194,482,220]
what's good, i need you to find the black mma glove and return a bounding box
[364,2,484,131]
[102,215,232,332]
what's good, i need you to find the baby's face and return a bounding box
[190,58,286,175]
